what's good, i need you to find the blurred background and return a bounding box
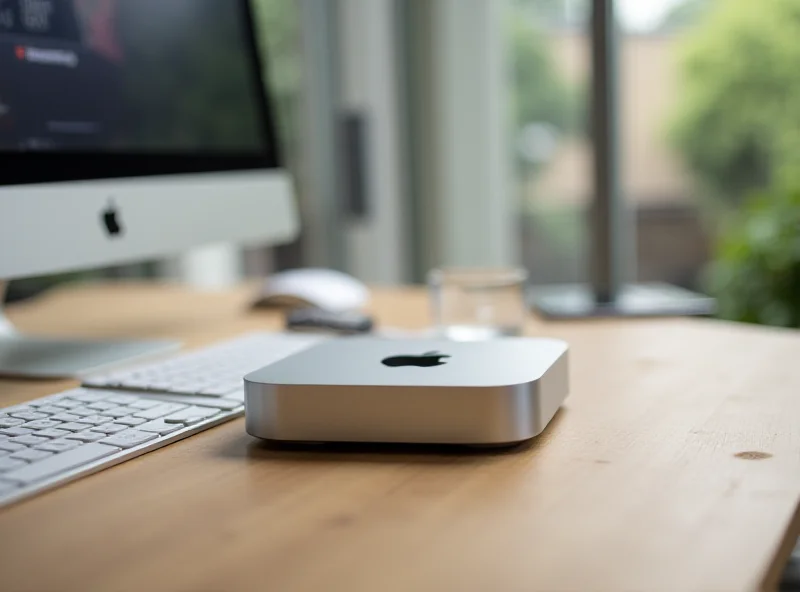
[9,0,800,328]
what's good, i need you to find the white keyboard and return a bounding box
[0,332,324,507]
[83,332,321,399]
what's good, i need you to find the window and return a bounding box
[618,0,713,290]
[510,0,800,321]
[508,0,591,286]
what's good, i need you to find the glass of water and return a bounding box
[428,267,529,341]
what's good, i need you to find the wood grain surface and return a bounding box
[1,281,799,592]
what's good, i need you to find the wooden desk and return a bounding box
[1,282,800,592]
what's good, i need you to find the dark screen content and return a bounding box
[0,0,265,153]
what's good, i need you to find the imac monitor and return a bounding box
[0,0,298,377]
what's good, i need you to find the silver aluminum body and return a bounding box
[245,337,569,445]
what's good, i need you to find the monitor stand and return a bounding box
[0,282,180,379]
[528,1,716,321]
[529,282,715,319]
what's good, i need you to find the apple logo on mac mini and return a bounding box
[381,351,450,368]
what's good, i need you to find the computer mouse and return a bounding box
[253,268,369,313]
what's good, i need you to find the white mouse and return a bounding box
[254,268,369,313]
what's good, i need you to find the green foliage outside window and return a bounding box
[669,0,800,327]
[509,18,580,137]
[670,0,800,206]
[707,173,800,328]
[508,1,583,177]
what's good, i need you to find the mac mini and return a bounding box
[244,336,569,445]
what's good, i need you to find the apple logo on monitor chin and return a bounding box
[381,351,450,368]
[102,200,123,237]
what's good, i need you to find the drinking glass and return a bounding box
[428,267,528,341]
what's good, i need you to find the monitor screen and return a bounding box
[0,0,279,184]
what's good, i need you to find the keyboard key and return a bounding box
[128,399,162,409]
[86,401,118,411]
[133,403,187,420]
[48,399,81,409]
[9,411,47,422]
[98,407,137,419]
[10,435,50,446]
[34,439,80,453]
[136,419,184,435]
[197,386,231,396]
[22,419,63,431]
[0,406,28,415]
[99,430,158,449]
[74,415,113,426]
[66,407,96,418]
[91,424,129,434]
[59,422,92,432]
[113,417,146,427]
[34,428,72,439]
[163,406,219,424]
[0,427,34,437]
[0,441,26,453]
[0,418,26,428]
[11,448,53,462]
[37,406,67,415]
[0,458,28,472]
[51,413,81,423]
[2,443,121,485]
[123,405,147,413]
[64,431,107,443]
[162,380,197,392]
[225,389,244,401]
[105,394,141,405]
